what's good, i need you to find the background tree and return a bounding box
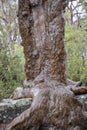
[0,0,25,99]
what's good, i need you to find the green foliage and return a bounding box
[65,23,87,83]
[65,1,87,83]
[0,45,25,100]
[0,0,24,100]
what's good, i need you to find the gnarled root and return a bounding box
[71,87,87,95]
[67,78,82,87]
[4,81,87,130]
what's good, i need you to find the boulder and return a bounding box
[0,98,32,124]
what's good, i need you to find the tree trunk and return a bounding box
[19,0,66,84]
[3,0,87,130]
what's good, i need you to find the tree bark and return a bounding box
[2,0,87,130]
[18,0,67,84]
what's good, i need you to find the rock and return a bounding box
[76,95,87,111]
[0,98,32,124]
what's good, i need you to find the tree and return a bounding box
[65,0,87,27]
[3,0,87,130]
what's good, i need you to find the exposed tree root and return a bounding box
[67,79,87,95]
[67,78,82,87]
[3,80,87,130]
[10,78,86,100]
[71,87,87,95]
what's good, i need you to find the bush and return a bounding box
[0,45,25,100]
[65,24,87,83]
